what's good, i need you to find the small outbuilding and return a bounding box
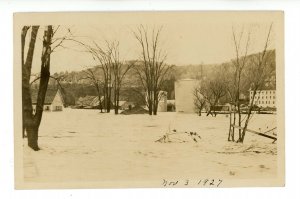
[157,91,168,112]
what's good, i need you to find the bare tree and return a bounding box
[22,26,72,150]
[73,40,113,112]
[193,86,206,116]
[107,41,135,114]
[133,25,172,115]
[80,67,104,112]
[194,67,228,117]
[226,69,237,141]
[228,26,251,141]
[22,26,38,140]
[71,38,136,114]
[238,24,274,143]
[206,69,228,117]
[97,43,113,113]
[22,26,52,151]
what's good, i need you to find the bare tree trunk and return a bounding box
[237,102,242,140]
[240,90,257,143]
[231,113,235,141]
[103,84,107,112]
[114,87,120,114]
[227,111,232,141]
[148,101,153,115]
[107,85,111,113]
[22,26,30,138]
[206,98,218,117]
[148,93,153,116]
[22,26,39,149]
[153,91,158,115]
[233,107,236,140]
[22,26,53,151]
[26,121,39,150]
[98,95,103,113]
[95,85,103,113]
[104,83,110,112]
[236,76,242,141]
[29,26,52,150]
[147,90,153,115]
[198,102,204,116]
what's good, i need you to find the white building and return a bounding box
[175,79,199,113]
[32,88,64,112]
[249,89,276,108]
[157,91,168,112]
[145,90,168,112]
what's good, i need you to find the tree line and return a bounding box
[22,24,275,151]
[193,24,275,143]
[22,25,173,150]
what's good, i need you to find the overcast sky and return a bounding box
[17,12,280,74]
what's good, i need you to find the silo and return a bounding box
[175,79,199,113]
[157,91,167,112]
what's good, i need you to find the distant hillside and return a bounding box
[42,49,276,106]
[173,49,275,80]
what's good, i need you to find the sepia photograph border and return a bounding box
[13,11,285,189]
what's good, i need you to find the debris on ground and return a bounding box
[120,106,148,115]
[156,129,202,143]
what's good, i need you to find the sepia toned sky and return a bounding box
[16,12,281,73]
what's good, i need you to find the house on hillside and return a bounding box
[249,84,276,108]
[31,88,64,112]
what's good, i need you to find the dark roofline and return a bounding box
[31,88,61,105]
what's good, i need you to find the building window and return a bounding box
[273,96,275,99]
[55,106,62,111]
[45,106,50,111]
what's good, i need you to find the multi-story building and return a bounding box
[249,88,276,108]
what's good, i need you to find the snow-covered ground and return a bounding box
[23,108,278,186]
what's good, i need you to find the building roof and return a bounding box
[176,78,197,82]
[31,88,59,105]
[76,95,97,106]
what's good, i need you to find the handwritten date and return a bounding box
[162,179,223,187]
